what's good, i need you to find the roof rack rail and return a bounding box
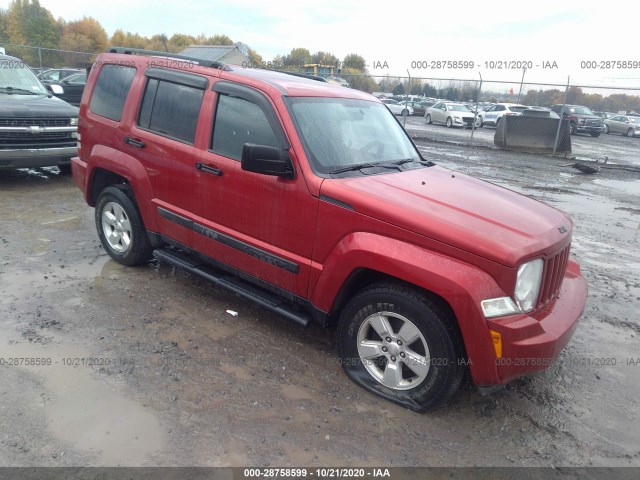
[107,47,232,71]
[273,70,327,83]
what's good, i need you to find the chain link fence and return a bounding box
[0,43,96,73]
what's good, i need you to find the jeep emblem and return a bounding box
[558,226,568,234]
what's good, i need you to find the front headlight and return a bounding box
[70,118,78,126]
[514,259,543,312]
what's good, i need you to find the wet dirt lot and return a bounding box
[0,131,639,467]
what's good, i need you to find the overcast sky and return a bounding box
[2,0,639,88]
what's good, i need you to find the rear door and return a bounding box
[129,68,209,247]
[192,82,316,297]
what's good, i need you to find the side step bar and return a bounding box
[153,248,311,328]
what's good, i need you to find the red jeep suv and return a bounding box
[72,49,587,410]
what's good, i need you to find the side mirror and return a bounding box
[49,84,64,94]
[241,144,294,179]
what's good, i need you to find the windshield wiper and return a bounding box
[389,158,434,167]
[330,162,404,175]
[0,86,41,95]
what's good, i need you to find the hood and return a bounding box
[320,166,572,266]
[0,93,79,118]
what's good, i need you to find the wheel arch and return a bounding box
[311,233,503,384]
[85,145,158,232]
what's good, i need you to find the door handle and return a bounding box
[195,162,223,176]
[124,136,145,148]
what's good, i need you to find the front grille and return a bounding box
[0,131,75,149]
[462,116,474,125]
[538,244,571,307]
[0,118,70,127]
[587,119,602,127]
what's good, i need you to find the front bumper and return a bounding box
[575,124,605,134]
[483,259,587,384]
[0,146,77,169]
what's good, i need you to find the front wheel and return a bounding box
[337,283,465,411]
[446,117,453,128]
[401,109,409,116]
[95,185,153,266]
[604,125,609,134]
[627,128,636,138]
[425,114,432,124]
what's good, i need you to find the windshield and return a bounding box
[570,106,594,115]
[0,58,47,94]
[630,117,640,124]
[447,104,470,112]
[288,97,421,175]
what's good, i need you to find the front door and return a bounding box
[193,84,316,298]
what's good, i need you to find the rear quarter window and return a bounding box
[89,65,136,122]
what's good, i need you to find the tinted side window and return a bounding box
[89,65,136,122]
[137,79,204,144]
[211,94,279,160]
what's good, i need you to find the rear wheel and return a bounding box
[95,186,153,266]
[446,117,453,128]
[401,109,409,116]
[337,283,465,411]
[627,128,635,138]
[604,124,609,134]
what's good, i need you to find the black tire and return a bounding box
[401,109,409,116]
[604,125,609,134]
[95,185,153,266]
[446,117,453,128]
[495,117,501,129]
[627,128,635,138]
[425,114,432,124]
[570,122,576,135]
[57,164,72,174]
[591,131,601,137]
[337,283,465,411]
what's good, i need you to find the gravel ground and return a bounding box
[0,129,638,467]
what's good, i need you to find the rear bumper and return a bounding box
[483,259,587,384]
[0,146,77,169]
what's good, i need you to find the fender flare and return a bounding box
[311,232,505,384]
[85,144,158,232]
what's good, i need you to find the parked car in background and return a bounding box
[476,103,529,128]
[44,71,87,106]
[37,68,83,83]
[326,76,349,87]
[550,104,605,137]
[604,115,640,137]
[425,101,476,128]
[593,111,617,120]
[396,100,434,116]
[380,98,413,116]
[0,54,78,171]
